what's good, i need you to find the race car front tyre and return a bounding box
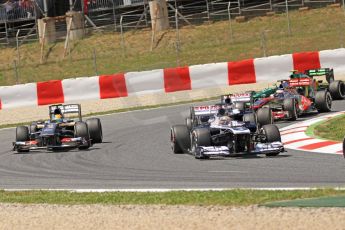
[171,125,190,154]
[329,80,345,100]
[256,107,272,127]
[86,118,103,144]
[315,90,332,112]
[15,126,30,153]
[75,122,91,150]
[283,98,297,121]
[262,124,281,156]
[16,126,29,142]
[191,128,211,159]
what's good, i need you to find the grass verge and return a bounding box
[1,7,345,85]
[308,114,345,142]
[0,189,345,206]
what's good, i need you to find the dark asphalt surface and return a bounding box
[0,100,345,189]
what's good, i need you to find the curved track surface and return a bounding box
[0,101,345,189]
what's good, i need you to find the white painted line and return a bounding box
[2,187,345,192]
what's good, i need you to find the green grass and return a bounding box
[312,114,345,141]
[1,6,345,86]
[0,189,345,205]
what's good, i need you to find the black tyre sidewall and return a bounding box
[329,80,345,100]
[171,125,190,154]
[86,118,103,144]
[16,126,29,142]
[283,98,297,121]
[75,122,90,149]
[256,107,272,127]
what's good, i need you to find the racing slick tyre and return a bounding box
[171,125,190,154]
[315,90,332,112]
[191,128,211,159]
[74,122,91,150]
[256,107,273,127]
[86,118,103,144]
[186,118,193,131]
[16,126,29,142]
[329,80,345,100]
[283,98,297,121]
[16,126,30,153]
[262,124,281,157]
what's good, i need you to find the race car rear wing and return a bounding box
[304,68,334,83]
[221,93,252,104]
[49,104,82,121]
[192,105,222,116]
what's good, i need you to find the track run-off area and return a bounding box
[0,100,344,190]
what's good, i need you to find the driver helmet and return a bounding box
[53,108,63,121]
[218,108,226,116]
[297,87,304,95]
[219,116,231,125]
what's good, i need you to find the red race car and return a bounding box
[252,76,332,123]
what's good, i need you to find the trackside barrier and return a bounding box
[1,48,345,110]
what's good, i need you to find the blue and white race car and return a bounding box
[170,98,284,159]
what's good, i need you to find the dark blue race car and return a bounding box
[13,104,103,153]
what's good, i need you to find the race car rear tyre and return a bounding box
[186,117,193,131]
[75,122,91,150]
[191,128,211,159]
[262,124,281,156]
[256,107,272,127]
[329,80,345,100]
[16,126,29,142]
[171,125,190,154]
[283,98,297,121]
[86,118,103,144]
[315,90,332,112]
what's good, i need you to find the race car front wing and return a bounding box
[13,137,89,152]
[196,141,284,157]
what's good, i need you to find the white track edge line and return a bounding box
[2,188,345,192]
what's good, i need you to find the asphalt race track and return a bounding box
[0,100,345,189]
